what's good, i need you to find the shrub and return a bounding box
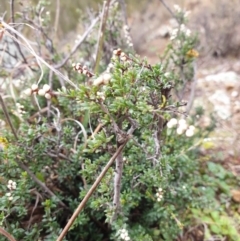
[1,1,237,241]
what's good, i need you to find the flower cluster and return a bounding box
[24,84,53,100]
[170,24,191,41]
[173,4,190,17]
[6,180,17,201]
[123,25,133,47]
[167,118,178,128]
[96,91,105,101]
[112,48,131,63]
[72,63,94,78]
[118,228,130,241]
[14,102,26,118]
[93,73,111,86]
[156,187,163,202]
[167,118,195,137]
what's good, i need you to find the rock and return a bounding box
[204,71,240,90]
[208,90,231,119]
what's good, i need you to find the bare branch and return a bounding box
[56,137,131,241]
[112,118,138,221]
[54,16,100,69]
[159,0,179,23]
[10,0,33,70]
[0,227,17,241]
[0,95,18,140]
[93,0,110,74]
[54,0,60,38]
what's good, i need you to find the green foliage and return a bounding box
[0,2,238,241]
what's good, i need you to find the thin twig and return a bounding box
[0,94,68,209]
[93,0,110,74]
[0,95,18,140]
[10,0,32,70]
[54,16,100,69]
[112,149,124,220]
[56,137,131,241]
[0,227,17,241]
[158,0,179,23]
[2,21,78,89]
[54,0,60,38]
[90,123,104,139]
[15,158,68,209]
[112,117,138,221]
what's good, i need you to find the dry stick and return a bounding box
[54,0,60,38]
[2,21,78,89]
[10,0,33,70]
[54,16,100,69]
[90,123,104,139]
[112,147,124,218]
[112,120,138,222]
[0,227,17,241]
[56,138,130,241]
[0,95,67,209]
[93,0,110,74]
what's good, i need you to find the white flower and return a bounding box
[120,56,127,62]
[178,119,188,130]
[123,25,129,31]
[156,187,163,202]
[173,4,181,13]
[188,125,195,131]
[38,89,46,96]
[102,73,111,84]
[6,192,11,197]
[8,180,13,185]
[45,93,51,99]
[8,196,13,201]
[93,76,104,86]
[42,84,50,92]
[185,128,194,137]
[185,29,191,36]
[167,118,178,128]
[31,84,38,91]
[24,88,32,96]
[231,91,238,97]
[7,180,17,191]
[119,228,130,241]
[164,72,171,77]
[120,233,127,239]
[177,127,184,135]
[170,28,178,40]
